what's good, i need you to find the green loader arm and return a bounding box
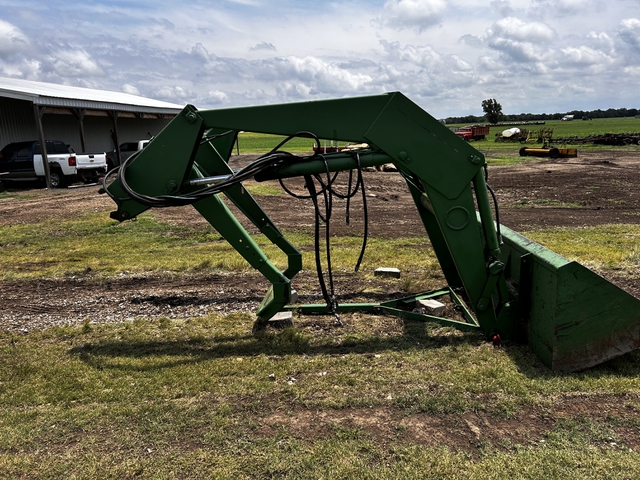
[106,92,640,372]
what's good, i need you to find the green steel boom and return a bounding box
[106,92,640,372]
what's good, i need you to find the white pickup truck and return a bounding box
[106,139,150,170]
[0,140,108,188]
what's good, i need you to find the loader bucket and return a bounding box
[499,224,640,372]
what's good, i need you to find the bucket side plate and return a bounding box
[499,224,640,372]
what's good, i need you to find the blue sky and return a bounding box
[0,0,639,117]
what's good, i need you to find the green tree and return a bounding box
[482,98,503,124]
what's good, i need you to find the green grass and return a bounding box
[0,208,636,279]
[449,117,640,140]
[0,212,440,280]
[2,179,640,476]
[544,117,640,138]
[525,224,640,271]
[0,191,41,200]
[237,132,316,154]
[447,117,640,165]
[236,131,358,154]
[1,313,639,478]
[243,181,283,196]
[232,118,640,168]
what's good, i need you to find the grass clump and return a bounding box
[0,213,441,280]
[1,314,640,478]
[525,223,640,271]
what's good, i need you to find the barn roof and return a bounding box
[0,77,184,115]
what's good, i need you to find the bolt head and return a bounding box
[398,151,410,163]
[164,180,179,194]
[477,298,490,312]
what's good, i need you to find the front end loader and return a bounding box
[105,92,640,372]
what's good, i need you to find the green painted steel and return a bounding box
[198,92,483,200]
[105,91,640,371]
[109,105,205,221]
[498,224,640,371]
[256,152,394,180]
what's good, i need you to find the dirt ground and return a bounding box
[1,148,640,454]
[1,148,638,332]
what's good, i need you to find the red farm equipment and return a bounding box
[455,125,489,141]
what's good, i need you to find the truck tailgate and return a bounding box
[76,153,107,169]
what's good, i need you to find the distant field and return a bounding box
[236,132,316,154]
[450,117,640,144]
[533,117,640,138]
[236,117,640,154]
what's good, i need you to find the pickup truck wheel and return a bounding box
[49,170,66,188]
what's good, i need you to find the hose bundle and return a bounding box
[105,132,372,325]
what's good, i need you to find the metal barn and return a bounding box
[0,77,183,159]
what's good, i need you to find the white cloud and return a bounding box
[485,17,556,63]
[623,65,640,75]
[206,90,229,104]
[0,20,29,56]
[490,0,514,16]
[122,84,140,95]
[619,18,640,52]
[460,35,483,48]
[487,17,556,44]
[250,42,276,52]
[155,85,192,101]
[586,31,615,55]
[560,46,613,72]
[47,49,104,77]
[276,56,373,93]
[532,0,596,15]
[191,43,211,62]
[379,0,446,32]
[477,55,509,72]
[0,58,40,79]
[0,1,638,117]
[380,40,473,72]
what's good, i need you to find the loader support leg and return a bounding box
[420,183,498,332]
[192,194,291,322]
[223,184,302,280]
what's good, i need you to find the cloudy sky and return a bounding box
[1,0,639,118]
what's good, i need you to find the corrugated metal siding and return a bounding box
[35,97,182,114]
[84,116,115,152]
[0,97,38,147]
[0,77,184,114]
[42,114,83,152]
[117,117,172,145]
[1,96,174,154]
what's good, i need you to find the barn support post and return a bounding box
[108,110,121,167]
[32,104,51,189]
[72,108,87,152]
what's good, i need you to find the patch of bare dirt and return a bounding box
[488,150,640,230]
[2,149,639,329]
[0,271,411,332]
[257,393,640,455]
[1,149,639,332]
[1,149,640,456]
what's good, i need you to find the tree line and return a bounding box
[446,105,640,125]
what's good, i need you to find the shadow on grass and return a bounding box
[501,342,640,381]
[67,315,640,381]
[68,318,485,372]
